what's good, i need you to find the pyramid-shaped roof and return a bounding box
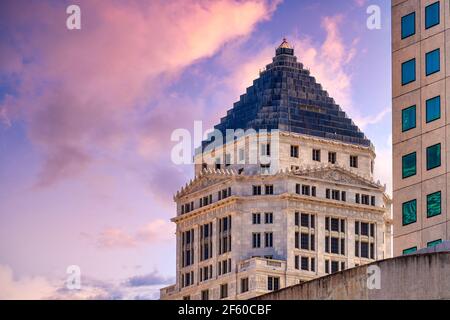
[210,39,372,148]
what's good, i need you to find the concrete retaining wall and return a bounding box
[255,252,450,300]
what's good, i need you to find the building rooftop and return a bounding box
[204,38,372,148]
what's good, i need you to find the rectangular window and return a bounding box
[355,193,360,204]
[425,1,440,29]
[264,212,273,224]
[301,214,309,227]
[426,143,441,170]
[331,237,339,254]
[403,247,417,255]
[402,58,416,85]
[241,278,249,293]
[253,185,262,195]
[252,213,261,225]
[301,257,309,271]
[331,261,339,274]
[295,232,299,249]
[402,199,417,226]
[294,255,299,269]
[350,155,358,168]
[302,185,310,196]
[371,196,376,206]
[312,186,316,197]
[312,149,321,162]
[402,105,417,132]
[427,191,441,218]
[426,48,440,76]
[427,239,442,248]
[328,152,336,164]
[291,145,299,158]
[295,212,299,226]
[264,232,273,248]
[252,233,261,248]
[325,260,330,274]
[201,290,209,300]
[426,96,441,123]
[265,185,274,195]
[402,152,417,178]
[401,12,415,39]
[267,276,279,291]
[326,188,331,199]
[361,242,369,258]
[300,233,309,250]
[220,284,228,299]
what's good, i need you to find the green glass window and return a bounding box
[402,59,416,85]
[425,1,440,29]
[401,12,415,39]
[426,143,441,170]
[403,247,417,255]
[402,199,417,226]
[426,96,440,123]
[402,152,417,178]
[427,191,441,218]
[427,239,442,248]
[402,105,416,132]
[426,49,440,76]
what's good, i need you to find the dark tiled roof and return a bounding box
[207,40,372,148]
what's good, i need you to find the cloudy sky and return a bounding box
[0,0,392,299]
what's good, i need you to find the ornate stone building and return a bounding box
[160,40,392,300]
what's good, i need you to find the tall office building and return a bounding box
[392,0,449,255]
[160,40,392,300]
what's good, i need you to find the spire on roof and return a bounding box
[278,38,292,49]
[276,37,294,56]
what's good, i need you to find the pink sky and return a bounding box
[0,0,392,299]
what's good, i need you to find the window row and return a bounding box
[296,184,317,197]
[325,259,345,274]
[401,47,441,86]
[401,1,440,40]
[252,232,274,248]
[295,212,315,229]
[402,238,442,255]
[305,148,359,168]
[181,188,232,214]
[253,184,274,195]
[252,212,273,225]
[402,143,441,179]
[401,96,441,133]
[402,190,442,226]
[295,232,315,251]
[294,255,316,272]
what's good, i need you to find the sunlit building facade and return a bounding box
[392,0,449,256]
[161,40,392,300]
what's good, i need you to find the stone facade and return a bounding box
[160,134,392,300]
[160,40,392,300]
[392,0,450,256]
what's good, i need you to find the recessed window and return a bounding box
[402,199,417,226]
[427,191,441,218]
[427,239,442,248]
[426,96,440,123]
[402,105,416,132]
[425,1,440,29]
[328,152,336,164]
[312,149,321,162]
[401,12,416,39]
[402,246,417,255]
[350,155,358,168]
[267,276,279,291]
[426,143,441,171]
[291,145,299,158]
[426,49,440,76]
[402,59,416,86]
[402,152,417,178]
